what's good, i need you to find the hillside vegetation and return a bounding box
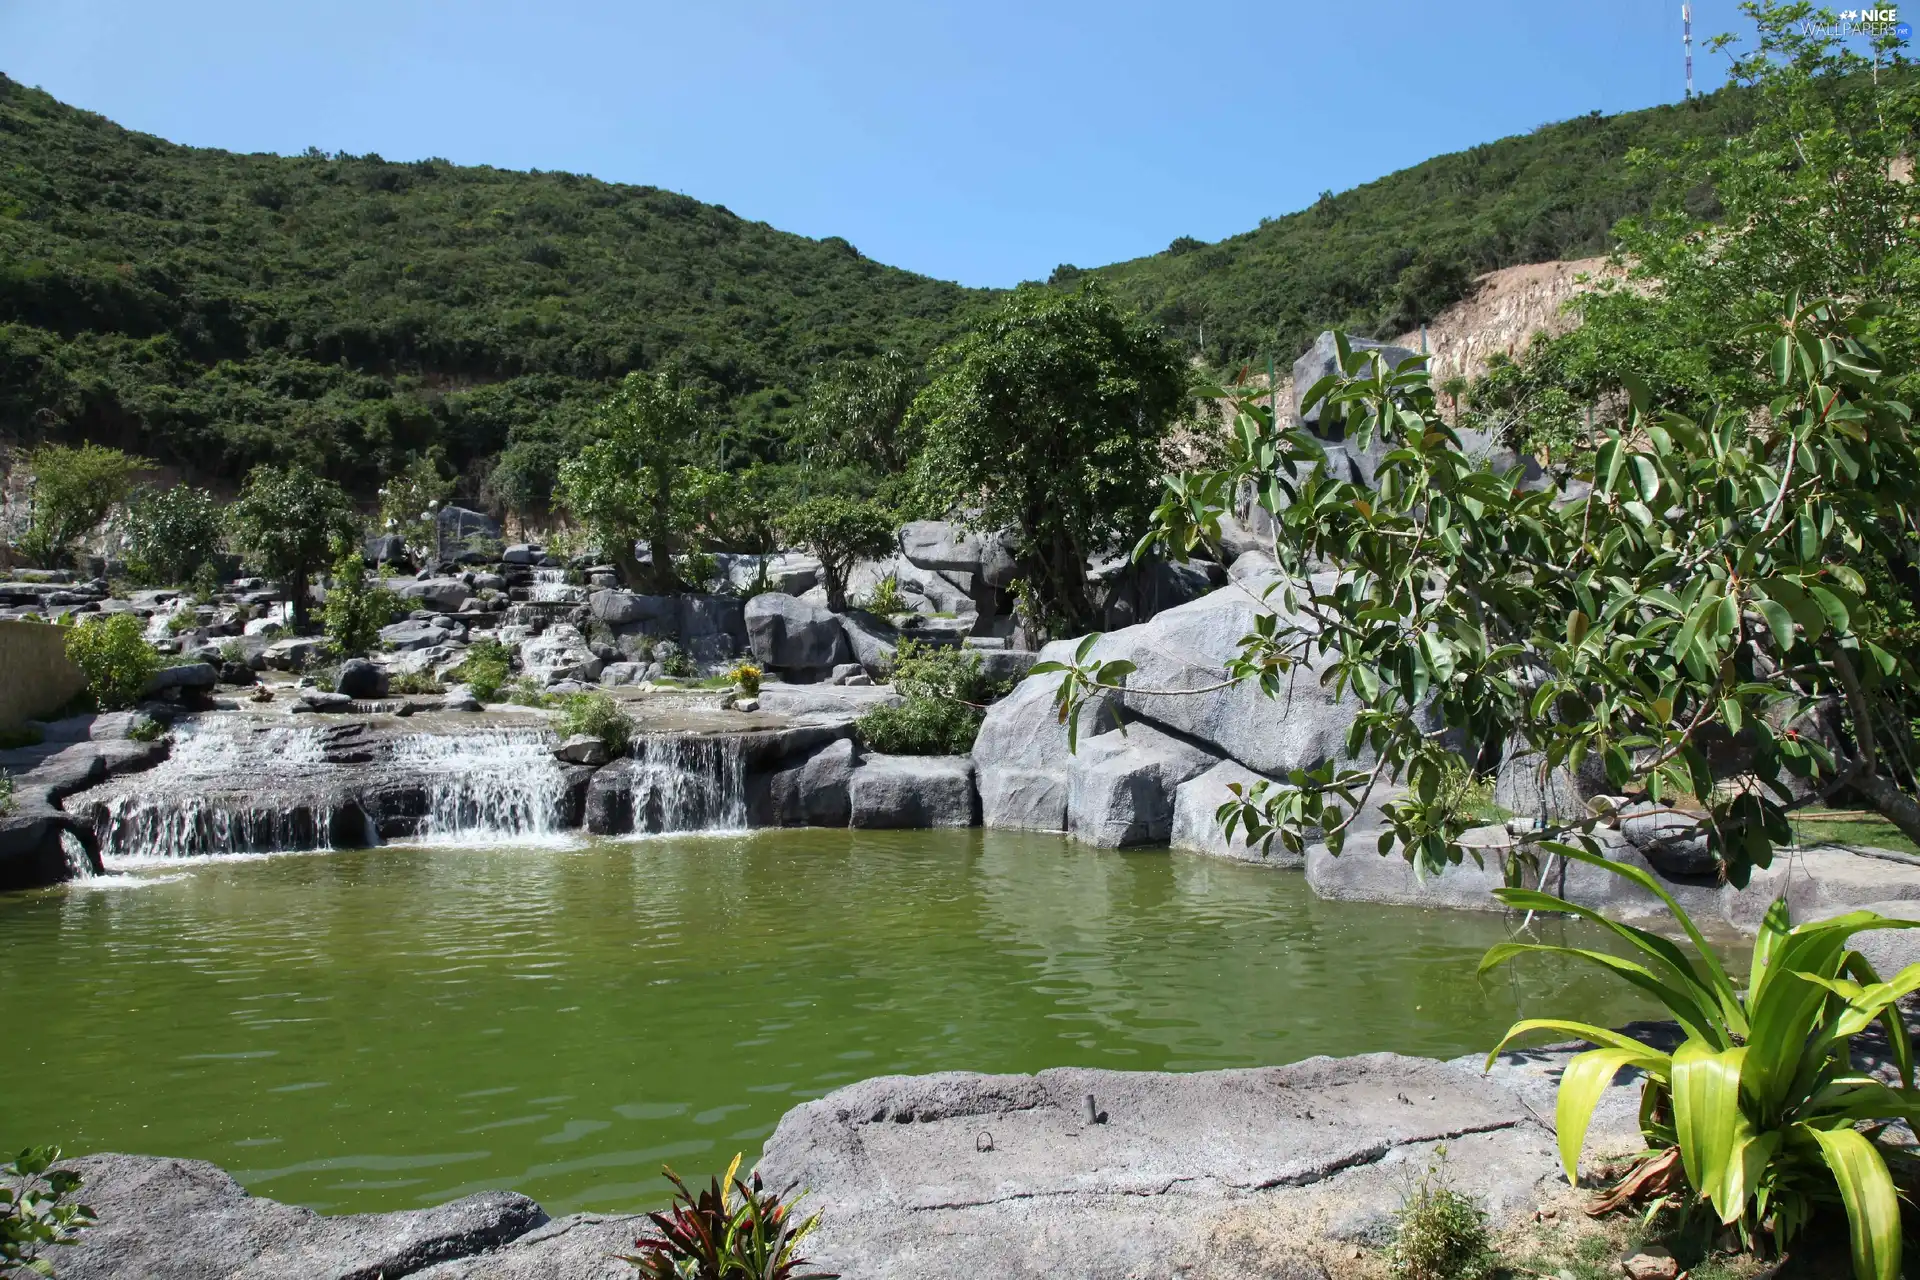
[0,71,1764,504]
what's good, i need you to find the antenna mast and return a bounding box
[1682,4,1694,100]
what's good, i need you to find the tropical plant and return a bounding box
[1484,844,1920,1280]
[322,544,400,657]
[729,662,762,696]
[779,497,896,612]
[555,691,635,756]
[449,639,514,702]
[387,671,445,696]
[675,549,721,594]
[617,1154,834,1280]
[855,573,908,616]
[556,371,708,593]
[1,1145,96,1276]
[1387,1146,1495,1280]
[228,464,356,629]
[16,444,150,569]
[911,282,1192,637]
[122,483,223,586]
[63,612,158,710]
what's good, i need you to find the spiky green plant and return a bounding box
[617,1153,834,1280]
[1484,842,1920,1280]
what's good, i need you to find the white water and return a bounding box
[389,728,571,844]
[624,734,747,834]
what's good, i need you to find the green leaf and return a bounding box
[1805,1124,1903,1280]
[1554,1046,1665,1184]
[1756,599,1797,650]
[1808,586,1851,634]
[1670,1041,1748,1222]
[1480,940,1725,1046]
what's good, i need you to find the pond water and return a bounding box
[1,830,1665,1216]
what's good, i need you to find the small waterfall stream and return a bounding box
[389,728,570,843]
[625,734,747,834]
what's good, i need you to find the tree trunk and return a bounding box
[1823,638,1920,845]
[289,569,310,631]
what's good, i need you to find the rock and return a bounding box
[502,543,547,565]
[380,617,457,650]
[733,695,760,712]
[1621,1247,1681,1280]
[1620,806,1715,876]
[599,661,645,687]
[242,616,284,638]
[894,561,976,617]
[520,624,603,686]
[364,532,406,564]
[441,685,484,712]
[829,662,865,683]
[588,589,674,627]
[292,689,355,713]
[746,593,850,673]
[897,520,1017,588]
[757,737,857,827]
[1291,331,1421,430]
[56,1152,546,1280]
[680,593,747,662]
[838,609,900,673]
[436,504,501,546]
[397,577,472,613]
[975,649,1041,688]
[1228,548,1278,581]
[1171,760,1298,866]
[334,658,389,700]
[142,662,218,694]
[756,1049,1635,1280]
[754,684,903,721]
[972,638,1119,832]
[554,734,610,766]
[1098,558,1226,629]
[1067,724,1218,847]
[849,754,979,828]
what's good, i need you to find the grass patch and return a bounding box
[1790,807,1920,856]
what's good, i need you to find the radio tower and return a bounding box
[1682,4,1694,100]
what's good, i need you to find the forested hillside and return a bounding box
[1,70,1764,505]
[1088,91,1758,365]
[0,74,983,495]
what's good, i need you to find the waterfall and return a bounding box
[389,728,570,843]
[93,724,340,862]
[625,734,747,834]
[529,566,583,603]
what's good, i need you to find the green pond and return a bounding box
[1,830,1665,1216]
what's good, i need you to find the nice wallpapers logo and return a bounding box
[1828,7,1909,39]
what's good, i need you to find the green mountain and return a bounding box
[1085,92,1756,366]
[0,73,983,494]
[1,72,1758,503]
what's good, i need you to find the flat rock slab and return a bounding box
[411,1213,647,1279]
[56,1153,546,1280]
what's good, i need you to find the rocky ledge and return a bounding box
[52,1035,1659,1280]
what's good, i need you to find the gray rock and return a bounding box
[381,617,458,650]
[599,662,645,687]
[408,1213,648,1280]
[588,589,674,627]
[436,504,501,546]
[1067,724,1218,847]
[972,638,1119,832]
[441,685,484,713]
[898,520,988,573]
[1621,806,1715,876]
[1098,558,1225,629]
[746,593,849,672]
[364,533,406,564]
[292,689,355,713]
[554,734,610,766]
[397,577,472,613]
[334,658,389,700]
[520,624,603,686]
[1171,760,1299,866]
[754,684,903,721]
[680,593,746,648]
[838,609,900,673]
[894,562,975,617]
[502,543,547,566]
[849,754,979,828]
[1291,330,1421,430]
[757,737,857,827]
[1228,548,1279,581]
[975,649,1041,688]
[55,1153,547,1280]
[143,662,218,694]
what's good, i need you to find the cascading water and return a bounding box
[623,734,747,834]
[529,566,582,603]
[388,728,570,843]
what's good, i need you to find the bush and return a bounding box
[0,1145,97,1275]
[556,691,635,755]
[17,444,150,568]
[617,1154,826,1280]
[164,607,198,635]
[0,771,13,816]
[856,695,981,755]
[450,639,514,701]
[322,545,400,657]
[388,671,445,696]
[855,573,908,615]
[660,648,694,678]
[126,716,163,743]
[885,639,1006,706]
[674,549,720,593]
[123,484,223,586]
[502,677,552,707]
[1387,1148,1494,1280]
[64,613,158,710]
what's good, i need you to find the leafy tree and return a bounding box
[122,483,222,585]
[64,612,158,710]
[229,464,355,629]
[557,372,707,593]
[15,444,149,568]
[322,543,400,657]
[377,453,455,563]
[779,496,896,611]
[912,284,1192,637]
[797,350,922,473]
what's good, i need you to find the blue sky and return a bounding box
[1,0,1748,287]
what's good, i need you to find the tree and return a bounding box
[797,351,922,474]
[15,444,149,568]
[912,284,1192,637]
[123,484,223,585]
[229,464,356,629]
[323,542,399,657]
[556,372,707,593]
[64,612,158,710]
[377,453,455,563]
[779,496,896,611]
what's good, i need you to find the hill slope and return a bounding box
[1089,92,1755,365]
[0,74,984,492]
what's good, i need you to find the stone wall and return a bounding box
[0,620,85,728]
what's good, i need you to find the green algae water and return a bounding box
[1,830,1663,1216]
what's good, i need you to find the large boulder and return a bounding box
[755,737,857,826]
[898,520,1015,587]
[54,1153,546,1280]
[380,616,459,650]
[519,624,603,686]
[849,754,979,828]
[1097,557,1225,629]
[1067,724,1218,848]
[745,593,849,673]
[1171,760,1298,866]
[972,638,1118,832]
[1291,331,1420,430]
[588,589,674,628]
[838,609,900,673]
[680,593,747,663]
[334,658,389,700]
[143,662,218,695]
[397,577,471,613]
[436,505,501,548]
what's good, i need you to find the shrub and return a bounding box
[64,613,158,710]
[778,496,896,612]
[123,484,223,586]
[1,1145,97,1274]
[1486,845,1920,1279]
[126,716,164,743]
[660,648,694,678]
[502,677,552,708]
[0,772,13,816]
[229,463,356,629]
[1387,1148,1494,1280]
[556,691,635,754]
[218,640,247,665]
[856,695,981,755]
[856,573,908,616]
[164,607,198,635]
[388,671,445,696]
[729,662,762,696]
[885,639,1005,706]
[450,639,514,701]
[17,444,150,568]
[674,549,720,593]
[322,544,400,657]
[617,1154,831,1280]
